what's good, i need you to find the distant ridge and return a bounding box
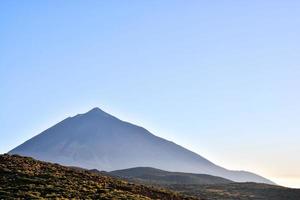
[9,107,274,184]
[110,167,233,185]
[108,167,300,200]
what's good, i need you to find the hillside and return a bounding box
[110,167,233,185]
[0,154,197,200]
[2,154,299,200]
[9,107,273,184]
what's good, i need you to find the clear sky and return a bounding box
[1,1,300,188]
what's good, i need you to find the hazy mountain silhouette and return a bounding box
[9,107,274,184]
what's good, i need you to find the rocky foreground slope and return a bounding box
[0,154,197,200]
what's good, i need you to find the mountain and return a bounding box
[110,167,233,185]
[0,154,197,199]
[9,107,273,184]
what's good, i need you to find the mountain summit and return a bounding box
[9,107,273,184]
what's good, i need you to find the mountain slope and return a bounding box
[110,167,233,185]
[9,107,273,184]
[0,154,197,200]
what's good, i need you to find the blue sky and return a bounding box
[1,1,300,187]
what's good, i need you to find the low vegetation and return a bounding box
[166,183,300,200]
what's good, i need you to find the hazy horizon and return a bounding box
[1,1,300,188]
